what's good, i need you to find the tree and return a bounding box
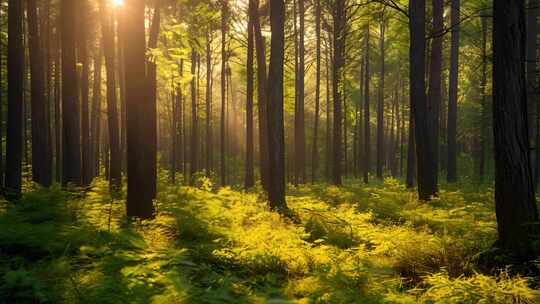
[5,0,24,198]
[220,0,227,186]
[493,0,539,259]
[190,49,198,184]
[91,50,103,178]
[376,10,385,179]
[147,0,160,198]
[312,0,322,182]
[426,0,443,190]
[252,0,269,191]
[99,0,121,189]
[78,0,92,186]
[409,0,437,200]
[527,0,540,186]
[27,0,52,187]
[332,0,346,186]
[447,0,460,182]
[245,0,255,189]
[363,26,370,184]
[123,0,155,219]
[295,0,306,184]
[267,0,287,210]
[61,0,82,186]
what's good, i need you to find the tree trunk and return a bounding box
[252,0,269,191]
[123,0,155,219]
[99,0,121,189]
[377,12,385,179]
[426,0,442,192]
[447,0,460,182]
[294,0,306,184]
[528,0,540,186]
[78,0,91,186]
[410,0,437,200]
[311,0,321,183]
[190,49,198,184]
[220,1,227,187]
[267,0,287,210]
[493,0,540,259]
[61,0,81,186]
[245,0,255,189]
[147,0,160,198]
[5,0,24,198]
[332,0,345,186]
[27,0,52,187]
[363,27,370,184]
[206,29,213,175]
[325,33,332,181]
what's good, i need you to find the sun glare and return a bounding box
[111,0,124,7]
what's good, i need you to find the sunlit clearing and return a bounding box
[111,0,124,7]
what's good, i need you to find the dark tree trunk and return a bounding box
[61,0,81,186]
[493,0,540,259]
[147,0,160,198]
[99,0,121,189]
[527,0,540,186]
[447,0,460,182]
[190,49,198,184]
[253,0,269,191]
[27,0,52,187]
[312,0,321,183]
[91,50,102,178]
[245,0,255,189]
[325,34,332,181]
[410,0,437,200]
[377,13,385,179]
[171,88,177,183]
[426,0,443,192]
[54,23,61,183]
[363,27,370,184]
[332,0,345,186]
[220,1,227,186]
[123,0,155,219]
[78,0,91,186]
[267,0,287,210]
[5,0,24,198]
[294,0,306,184]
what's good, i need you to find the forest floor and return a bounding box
[1,175,540,303]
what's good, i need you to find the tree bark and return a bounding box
[220,0,227,186]
[447,0,460,182]
[332,0,345,186]
[312,0,321,183]
[27,0,52,187]
[363,27,371,184]
[123,0,155,219]
[91,50,103,178]
[493,0,540,259]
[147,0,160,197]
[61,0,81,186]
[267,0,287,210]
[99,0,121,189]
[78,0,92,186]
[294,0,306,184]
[190,49,198,184]
[5,0,24,198]
[245,0,255,189]
[376,12,385,179]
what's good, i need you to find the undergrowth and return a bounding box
[0,176,539,303]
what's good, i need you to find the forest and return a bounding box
[1,0,540,303]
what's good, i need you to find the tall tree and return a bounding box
[312,0,321,182]
[332,0,346,186]
[493,0,539,259]
[376,10,385,179]
[410,0,437,200]
[363,27,371,184]
[190,49,198,183]
[5,0,24,198]
[267,0,287,210]
[426,0,443,190]
[205,29,213,175]
[99,0,121,189]
[147,0,160,198]
[295,0,306,184]
[447,0,460,182]
[78,0,92,186]
[527,0,540,186]
[220,0,227,186]
[252,0,269,191]
[61,0,82,186]
[91,50,103,178]
[27,0,52,187]
[123,0,155,219]
[245,0,255,189]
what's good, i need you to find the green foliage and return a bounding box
[0,178,538,303]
